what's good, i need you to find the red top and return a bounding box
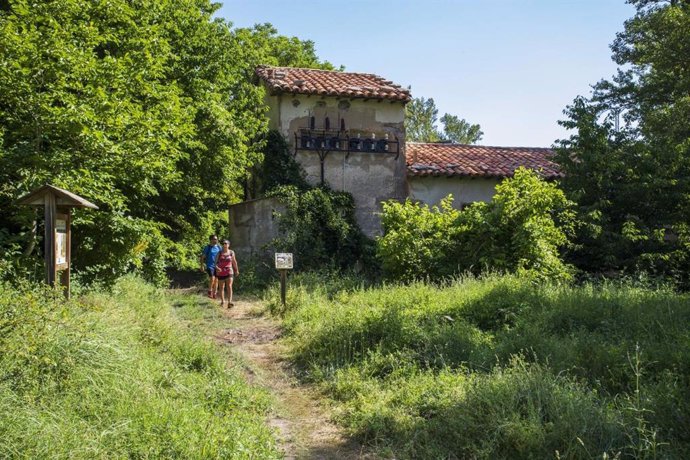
[216,251,234,277]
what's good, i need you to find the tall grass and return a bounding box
[0,276,279,459]
[266,273,690,458]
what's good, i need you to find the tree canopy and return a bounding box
[0,0,331,284]
[555,0,690,285]
[405,96,483,144]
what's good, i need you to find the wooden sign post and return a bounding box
[16,185,98,298]
[275,253,293,307]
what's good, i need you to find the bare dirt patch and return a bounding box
[215,299,371,459]
[216,326,281,344]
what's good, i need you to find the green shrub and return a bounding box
[71,214,171,287]
[377,195,461,281]
[378,167,576,282]
[268,185,375,272]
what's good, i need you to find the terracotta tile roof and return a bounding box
[407,143,562,179]
[255,66,411,102]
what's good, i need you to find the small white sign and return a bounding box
[56,219,68,266]
[275,253,293,270]
[56,232,67,266]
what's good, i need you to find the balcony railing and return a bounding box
[294,129,400,159]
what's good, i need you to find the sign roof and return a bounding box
[16,184,99,209]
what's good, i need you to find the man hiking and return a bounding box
[200,234,221,298]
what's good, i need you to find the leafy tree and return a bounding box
[0,0,331,284]
[440,113,484,145]
[232,23,336,70]
[405,96,483,144]
[0,0,195,283]
[405,97,442,143]
[555,0,690,285]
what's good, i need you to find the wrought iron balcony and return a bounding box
[294,129,400,159]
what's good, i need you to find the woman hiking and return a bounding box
[214,239,239,307]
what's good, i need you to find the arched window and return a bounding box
[310,116,315,129]
[340,118,346,131]
[325,117,330,130]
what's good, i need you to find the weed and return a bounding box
[0,276,279,459]
[270,272,690,458]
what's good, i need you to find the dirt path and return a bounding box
[212,299,368,459]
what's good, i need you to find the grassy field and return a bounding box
[266,273,690,459]
[0,276,279,459]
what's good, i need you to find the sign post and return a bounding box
[274,253,293,307]
[17,185,98,298]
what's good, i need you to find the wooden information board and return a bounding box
[16,185,97,299]
[275,252,294,269]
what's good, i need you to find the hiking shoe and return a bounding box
[228,302,234,308]
[207,290,212,298]
[212,291,217,299]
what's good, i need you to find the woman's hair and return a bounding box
[222,240,230,245]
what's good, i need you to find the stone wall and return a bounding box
[228,197,284,261]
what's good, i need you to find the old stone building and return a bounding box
[228,66,411,258]
[255,65,410,236]
[229,66,560,259]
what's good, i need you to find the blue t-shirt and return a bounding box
[202,244,221,269]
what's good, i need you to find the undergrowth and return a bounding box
[0,276,279,459]
[265,272,690,459]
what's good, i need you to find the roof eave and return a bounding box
[268,87,409,103]
[16,184,99,209]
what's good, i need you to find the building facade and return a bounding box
[256,66,410,237]
[229,66,561,259]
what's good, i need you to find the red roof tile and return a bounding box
[255,66,411,102]
[406,143,562,179]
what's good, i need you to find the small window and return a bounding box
[325,117,330,130]
[310,116,315,129]
[341,119,346,131]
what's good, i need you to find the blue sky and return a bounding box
[218,1,634,147]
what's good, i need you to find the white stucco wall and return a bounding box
[265,94,405,136]
[408,176,501,208]
[263,92,407,237]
